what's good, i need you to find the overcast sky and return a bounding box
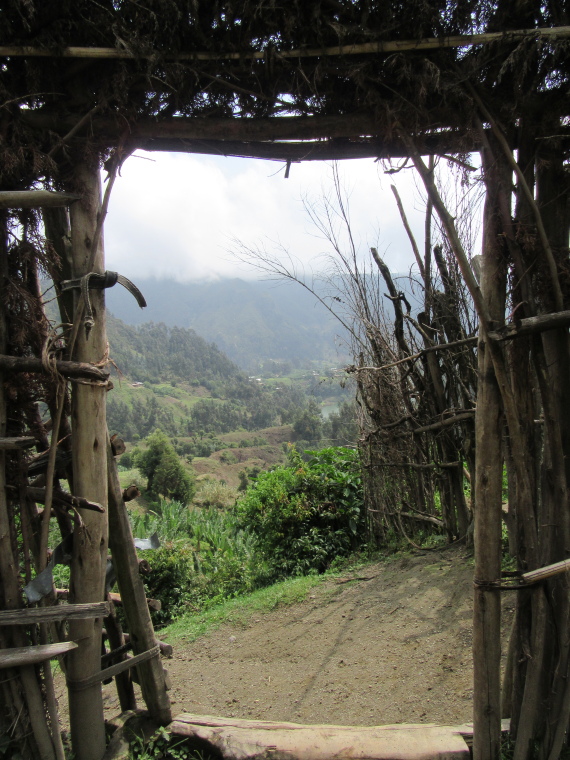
[103,150,439,283]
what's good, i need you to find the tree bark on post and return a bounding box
[472,145,508,760]
[65,161,109,760]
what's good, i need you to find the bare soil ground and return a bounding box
[94,546,513,727]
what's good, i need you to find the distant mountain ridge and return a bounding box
[106,277,350,370]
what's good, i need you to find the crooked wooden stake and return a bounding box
[65,161,109,760]
[106,437,172,723]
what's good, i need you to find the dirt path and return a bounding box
[98,547,514,727]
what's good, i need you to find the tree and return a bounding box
[135,430,195,503]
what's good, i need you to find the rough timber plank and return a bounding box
[169,714,470,760]
[0,190,81,209]
[0,602,109,625]
[0,642,78,669]
[0,436,35,450]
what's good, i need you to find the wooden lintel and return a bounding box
[488,309,570,341]
[0,436,35,450]
[0,354,110,382]
[138,136,480,162]
[169,714,470,760]
[21,111,484,158]
[0,602,110,625]
[0,191,81,209]
[0,641,78,669]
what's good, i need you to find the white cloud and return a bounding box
[104,150,430,283]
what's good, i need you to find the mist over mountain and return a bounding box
[106,277,351,370]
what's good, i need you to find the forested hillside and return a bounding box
[106,277,351,370]
[105,314,334,443]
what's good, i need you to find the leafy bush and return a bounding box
[235,445,365,578]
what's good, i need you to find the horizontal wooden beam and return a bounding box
[0,190,81,209]
[2,25,569,62]
[413,410,475,435]
[0,437,35,450]
[488,309,570,341]
[521,559,570,585]
[108,592,161,612]
[0,354,110,382]
[135,134,481,162]
[0,641,78,669]
[27,487,105,514]
[21,112,482,156]
[0,602,110,625]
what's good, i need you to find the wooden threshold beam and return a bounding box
[169,714,471,760]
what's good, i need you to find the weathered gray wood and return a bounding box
[0,642,77,669]
[0,354,109,381]
[0,191,81,209]
[488,310,570,341]
[107,434,172,724]
[170,715,470,760]
[0,602,109,625]
[0,436,35,449]
[65,161,109,760]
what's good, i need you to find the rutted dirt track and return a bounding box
[98,547,514,727]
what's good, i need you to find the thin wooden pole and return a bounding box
[472,144,508,760]
[65,161,109,760]
[1,25,569,61]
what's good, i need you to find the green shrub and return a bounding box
[131,500,265,622]
[235,445,365,578]
[134,430,195,503]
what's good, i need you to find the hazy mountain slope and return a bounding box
[106,277,349,370]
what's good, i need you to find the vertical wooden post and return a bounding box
[472,146,507,760]
[65,162,109,760]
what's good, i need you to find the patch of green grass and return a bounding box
[161,573,331,644]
